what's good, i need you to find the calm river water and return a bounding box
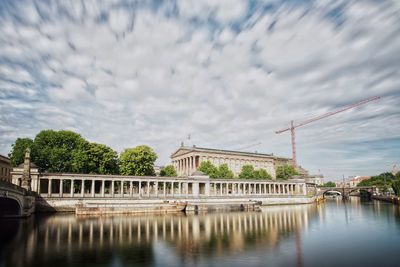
[1,198,400,267]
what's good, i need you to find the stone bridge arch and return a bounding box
[0,181,35,217]
[318,186,376,199]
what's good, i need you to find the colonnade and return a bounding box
[38,175,307,198]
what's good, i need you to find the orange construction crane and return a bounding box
[276,96,381,167]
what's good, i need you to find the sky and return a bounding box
[0,0,399,181]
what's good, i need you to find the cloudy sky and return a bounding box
[0,0,399,180]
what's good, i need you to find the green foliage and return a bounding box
[10,130,119,174]
[160,165,177,177]
[239,165,272,179]
[72,142,119,174]
[9,138,34,167]
[253,169,272,180]
[358,172,395,188]
[239,165,254,179]
[276,164,299,180]
[32,130,86,173]
[392,179,400,196]
[321,181,336,187]
[198,161,219,178]
[217,164,234,179]
[119,145,157,176]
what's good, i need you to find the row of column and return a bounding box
[40,178,307,198]
[173,156,198,177]
[209,182,302,196]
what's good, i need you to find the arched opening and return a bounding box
[323,190,342,198]
[0,198,21,218]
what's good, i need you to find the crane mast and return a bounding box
[276,96,381,167]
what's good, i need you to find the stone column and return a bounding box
[47,179,51,197]
[111,181,115,197]
[163,182,166,197]
[81,180,85,197]
[71,180,74,197]
[91,180,95,197]
[101,180,105,197]
[59,179,63,197]
[147,181,150,197]
[155,182,159,197]
[130,181,133,196]
[178,182,182,196]
[138,181,142,198]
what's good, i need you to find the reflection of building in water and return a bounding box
[2,206,317,267]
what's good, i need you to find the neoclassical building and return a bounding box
[171,146,292,180]
[0,154,12,182]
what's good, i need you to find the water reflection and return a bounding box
[0,205,316,267]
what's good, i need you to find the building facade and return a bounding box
[0,154,12,182]
[170,146,292,180]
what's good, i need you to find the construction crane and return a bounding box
[275,96,381,167]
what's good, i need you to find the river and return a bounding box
[1,197,399,267]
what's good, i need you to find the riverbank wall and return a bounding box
[372,196,400,205]
[36,195,316,215]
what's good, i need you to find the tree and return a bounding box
[160,165,177,177]
[392,179,400,196]
[72,142,119,174]
[321,181,336,187]
[32,130,87,173]
[198,161,219,178]
[239,165,255,179]
[119,145,157,176]
[253,169,272,180]
[9,138,34,167]
[217,163,234,179]
[276,164,299,180]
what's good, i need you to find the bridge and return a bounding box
[318,186,377,199]
[0,180,35,217]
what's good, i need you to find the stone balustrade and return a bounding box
[36,173,307,198]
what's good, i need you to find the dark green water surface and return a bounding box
[1,198,400,267]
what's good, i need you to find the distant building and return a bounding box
[348,176,370,187]
[170,145,293,180]
[154,166,162,176]
[0,154,12,182]
[305,174,324,186]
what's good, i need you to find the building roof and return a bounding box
[17,162,38,168]
[0,154,10,163]
[171,146,291,160]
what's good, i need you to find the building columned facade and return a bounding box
[170,146,292,180]
[0,154,12,182]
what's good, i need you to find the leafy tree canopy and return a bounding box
[253,169,272,180]
[10,130,119,174]
[392,179,400,196]
[9,138,34,167]
[198,161,219,178]
[321,181,336,187]
[119,145,157,176]
[276,164,299,180]
[357,172,396,188]
[217,163,234,179]
[239,165,255,179]
[160,165,177,177]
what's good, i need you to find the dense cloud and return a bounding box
[0,0,399,180]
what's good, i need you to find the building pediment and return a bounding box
[170,147,193,158]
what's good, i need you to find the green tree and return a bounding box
[239,165,255,179]
[9,138,34,167]
[321,181,336,187]
[253,169,272,180]
[119,145,157,176]
[217,163,234,179]
[198,161,219,178]
[72,142,119,174]
[276,164,299,180]
[392,179,400,196]
[160,165,177,177]
[32,130,87,173]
